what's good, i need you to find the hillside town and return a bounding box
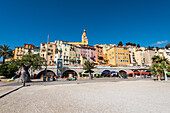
[13,29,170,67]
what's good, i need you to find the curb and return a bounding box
[0,86,23,98]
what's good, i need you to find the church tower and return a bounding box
[82,29,88,45]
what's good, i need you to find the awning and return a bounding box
[166,72,170,74]
[102,70,111,74]
[111,71,118,73]
[83,73,89,75]
[128,71,150,75]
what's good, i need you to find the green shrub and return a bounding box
[0,64,19,78]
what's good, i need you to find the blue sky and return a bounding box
[0,0,169,53]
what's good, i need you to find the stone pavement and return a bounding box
[0,80,170,113]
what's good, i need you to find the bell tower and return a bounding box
[82,29,88,45]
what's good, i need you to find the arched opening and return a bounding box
[119,70,127,78]
[82,70,95,77]
[101,70,111,77]
[110,71,119,77]
[36,70,56,79]
[62,70,78,78]
[119,70,127,75]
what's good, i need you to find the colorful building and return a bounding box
[40,42,56,65]
[128,46,146,66]
[79,45,96,65]
[14,47,24,59]
[107,46,130,67]
[94,44,106,65]
[14,44,40,60]
[69,45,81,65]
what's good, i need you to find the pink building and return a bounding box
[79,45,96,63]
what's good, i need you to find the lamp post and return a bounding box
[164,69,168,82]
[45,35,49,79]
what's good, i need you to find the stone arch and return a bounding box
[62,70,78,78]
[36,70,56,79]
[101,70,111,77]
[119,70,127,76]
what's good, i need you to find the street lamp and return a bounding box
[45,35,49,79]
[164,69,168,82]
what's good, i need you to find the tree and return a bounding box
[159,47,164,49]
[118,41,123,46]
[156,47,159,51]
[0,63,19,78]
[147,46,154,50]
[137,44,140,48]
[132,43,136,46]
[11,53,46,82]
[150,55,170,81]
[126,42,131,46]
[0,45,13,64]
[83,61,95,80]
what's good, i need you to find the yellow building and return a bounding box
[98,44,115,54]
[14,47,24,59]
[107,46,130,67]
[68,29,88,45]
[14,44,39,60]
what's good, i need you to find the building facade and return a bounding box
[94,44,105,65]
[14,44,40,60]
[107,46,130,67]
[79,45,96,65]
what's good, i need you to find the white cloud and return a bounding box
[152,40,168,46]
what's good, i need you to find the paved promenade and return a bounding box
[0,80,170,113]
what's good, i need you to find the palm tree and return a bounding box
[150,55,170,81]
[0,45,13,64]
[83,61,95,80]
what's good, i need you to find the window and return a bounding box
[67,45,69,47]
[65,48,67,51]
[50,45,52,47]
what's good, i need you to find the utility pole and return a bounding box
[45,35,49,78]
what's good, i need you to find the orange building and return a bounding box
[14,44,40,60]
[94,44,106,65]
